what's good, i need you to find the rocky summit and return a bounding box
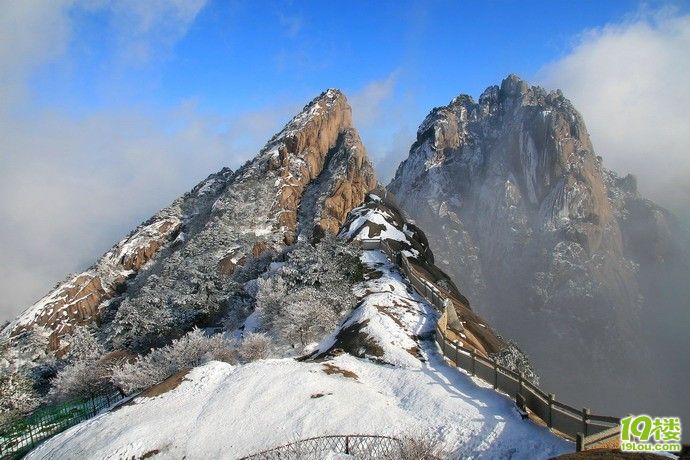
[2,89,376,357]
[388,74,690,416]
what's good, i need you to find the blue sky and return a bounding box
[1,0,689,321]
[30,1,679,118]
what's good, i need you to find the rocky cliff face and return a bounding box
[388,75,690,415]
[2,89,376,357]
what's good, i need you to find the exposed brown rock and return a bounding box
[140,368,192,398]
[9,216,182,349]
[120,219,182,271]
[270,90,376,243]
[217,249,247,276]
[251,241,269,257]
[316,131,377,237]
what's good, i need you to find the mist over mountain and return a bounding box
[388,75,690,423]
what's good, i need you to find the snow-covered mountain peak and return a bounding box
[1,89,375,359]
[387,74,690,418]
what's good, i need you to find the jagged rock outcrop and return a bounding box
[2,89,376,356]
[264,89,376,243]
[388,75,690,415]
[339,190,509,357]
[389,75,638,329]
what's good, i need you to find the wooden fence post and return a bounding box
[576,433,585,452]
[582,408,590,436]
[470,349,476,376]
[518,372,523,398]
[492,359,498,389]
[345,436,350,454]
[548,394,555,428]
[454,340,460,367]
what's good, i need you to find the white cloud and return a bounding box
[0,100,298,323]
[0,0,220,322]
[101,0,208,64]
[350,71,399,128]
[0,0,75,107]
[540,10,690,217]
[349,71,417,183]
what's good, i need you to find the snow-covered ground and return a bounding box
[26,250,572,459]
[27,353,571,459]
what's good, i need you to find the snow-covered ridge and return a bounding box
[2,168,236,349]
[339,192,508,358]
[4,214,182,346]
[25,241,571,460]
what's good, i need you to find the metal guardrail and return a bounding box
[0,393,124,459]
[239,434,403,459]
[358,238,621,451]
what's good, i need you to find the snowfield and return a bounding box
[26,249,572,459]
[27,353,570,459]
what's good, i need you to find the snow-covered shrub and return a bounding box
[49,359,114,401]
[271,288,340,346]
[254,276,288,324]
[110,296,175,352]
[232,252,274,284]
[280,235,362,288]
[238,332,272,362]
[9,327,52,363]
[112,328,237,394]
[219,292,255,332]
[394,433,448,460]
[49,326,113,402]
[0,369,39,416]
[490,340,540,385]
[254,237,361,348]
[64,326,104,363]
[0,328,57,407]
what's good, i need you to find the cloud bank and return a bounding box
[540,10,690,219]
[0,0,294,322]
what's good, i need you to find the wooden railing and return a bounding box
[358,238,621,451]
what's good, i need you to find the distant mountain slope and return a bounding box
[387,75,690,419]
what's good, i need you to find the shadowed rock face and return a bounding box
[388,75,690,417]
[3,89,376,355]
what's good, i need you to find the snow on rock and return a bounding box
[342,204,408,243]
[3,213,183,351]
[338,191,508,358]
[314,250,436,367]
